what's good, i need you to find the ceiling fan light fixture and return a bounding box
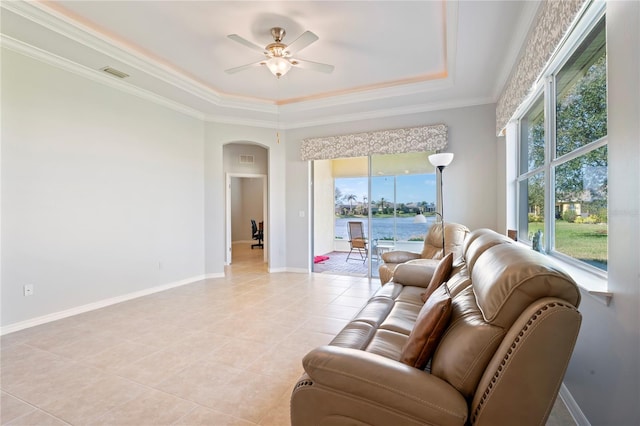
[266,57,292,78]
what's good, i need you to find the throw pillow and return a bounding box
[400,284,452,369]
[421,252,453,302]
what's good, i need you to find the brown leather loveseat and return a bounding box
[291,228,582,425]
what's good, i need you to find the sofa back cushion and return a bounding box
[431,286,505,399]
[463,229,512,275]
[421,223,469,261]
[472,243,581,328]
[431,228,581,399]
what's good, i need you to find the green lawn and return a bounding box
[528,221,607,269]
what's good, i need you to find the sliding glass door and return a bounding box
[312,153,436,278]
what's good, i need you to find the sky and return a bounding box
[336,174,436,204]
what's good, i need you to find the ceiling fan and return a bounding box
[225,27,335,78]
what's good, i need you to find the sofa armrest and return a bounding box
[301,345,468,425]
[381,250,422,264]
[391,260,439,287]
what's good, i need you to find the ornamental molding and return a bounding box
[300,124,447,161]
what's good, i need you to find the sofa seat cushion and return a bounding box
[351,297,395,327]
[379,301,422,335]
[365,329,408,360]
[395,286,426,306]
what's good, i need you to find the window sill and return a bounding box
[515,242,612,306]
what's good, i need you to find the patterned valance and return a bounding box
[300,124,448,161]
[496,0,587,135]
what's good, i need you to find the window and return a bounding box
[516,16,607,272]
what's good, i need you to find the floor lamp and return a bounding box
[429,153,454,255]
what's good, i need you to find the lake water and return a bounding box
[335,216,436,241]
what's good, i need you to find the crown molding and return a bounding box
[283,96,495,130]
[2,0,276,114]
[2,33,494,132]
[1,0,461,117]
[0,35,207,121]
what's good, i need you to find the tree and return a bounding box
[346,194,357,214]
[362,195,368,215]
[555,54,607,221]
[378,198,386,215]
[334,187,343,213]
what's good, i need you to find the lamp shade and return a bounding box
[428,153,454,168]
[266,57,292,78]
[413,213,428,223]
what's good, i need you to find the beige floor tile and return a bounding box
[6,362,106,408]
[173,406,256,426]
[300,316,349,335]
[0,393,36,425]
[47,333,123,361]
[92,389,195,426]
[79,341,160,373]
[115,347,201,387]
[40,376,146,424]
[201,338,273,369]
[155,360,245,404]
[0,242,575,426]
[4,409,67,426]
[258,392,291,426]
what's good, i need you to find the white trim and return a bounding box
[225,173,268,265]
[203,273,225,280]
[0,0,493,129]
[0,274,212,336]
[559,382,590,426]
[285,96,494,130]
[279,267,309,274]
[0,35,205,121]
[1,0,275,115]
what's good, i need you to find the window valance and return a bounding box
[496,0,587,135]
[300,124,448,161]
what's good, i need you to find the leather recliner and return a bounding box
[378,222,469,284]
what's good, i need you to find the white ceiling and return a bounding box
[0,1,540,128]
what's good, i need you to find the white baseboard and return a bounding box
[1,274,213,336]
[559,382,590,426]
[203,273,225,279]
[283,267,309,273]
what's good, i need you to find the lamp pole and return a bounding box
[429,153,454,257]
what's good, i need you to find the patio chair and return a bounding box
[346,221,367,262]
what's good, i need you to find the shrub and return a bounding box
[562,210,578,223]
[528,213,543,223]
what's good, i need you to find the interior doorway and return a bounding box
[225,173,267,264]
[222,142,269,266]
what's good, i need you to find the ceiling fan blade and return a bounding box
[284,31,319,55]
[291,58,334,74]
[227,34,266,54]
[224,60,265,74]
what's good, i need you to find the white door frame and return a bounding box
[225,173,268,265]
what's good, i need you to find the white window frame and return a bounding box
[514,3,608,280]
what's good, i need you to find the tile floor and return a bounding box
[1,243,575,425]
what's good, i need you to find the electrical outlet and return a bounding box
[23,284,34,296]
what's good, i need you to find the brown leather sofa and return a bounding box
[291,228,582,425]
[378,222,469,285]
